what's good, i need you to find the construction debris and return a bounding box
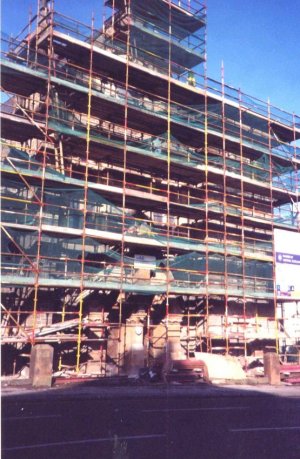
[194,352,246,382]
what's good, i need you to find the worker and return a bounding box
[187,71,196,87]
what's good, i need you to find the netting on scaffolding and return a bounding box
[46,97,297,189]
[106,0,206,32]
[100,0,205,73]
[1,223,273,296]
[3,144,296,246]
[2,6,299,135]
[2,165,277,261]
[2,147,275,295]
[1,33,297,165]
[48,64,294,153]
[2,136,296,202]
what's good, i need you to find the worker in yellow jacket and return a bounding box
[187,71,196,87]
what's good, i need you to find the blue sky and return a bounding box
[2,0,300,115]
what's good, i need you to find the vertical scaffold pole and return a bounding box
[268,98,279,355]
[31,1,55,346]
[165,0,172,363]
[221,61,229,354]
[26,5,32,64]
[118,0,131,374]
[203,13,210,352]
[293,113,299,227]
[58,298,66,371]
[238,88,247,358]
[76,13,95,373]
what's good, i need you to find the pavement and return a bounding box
[2,377,300,399]
[2,380,300,459]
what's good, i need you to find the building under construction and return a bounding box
[1,0,300,380]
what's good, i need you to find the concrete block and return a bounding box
[107,326,125,376]
[86,360,101,375]
[125,325,145,378]
[263,352,281,385]
[30,344,53,388]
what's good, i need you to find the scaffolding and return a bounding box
[1,0,300,378]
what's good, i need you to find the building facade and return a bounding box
[1,0,300,378]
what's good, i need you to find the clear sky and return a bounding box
[1,0,300,115]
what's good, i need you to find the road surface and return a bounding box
[2,382,300,459]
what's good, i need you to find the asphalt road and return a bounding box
[2,383,300,459]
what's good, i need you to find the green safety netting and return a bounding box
[50,100,295,185]
[51,87,209,133]
[49,95,291,177]
[122,0,205,34]
[48,107,206,170]
[1,225,273,293]
[48,81,295,165]
[2,145,296,247]
[0,68,275,164]
[1,149,275,294]
[102,0,205,71]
